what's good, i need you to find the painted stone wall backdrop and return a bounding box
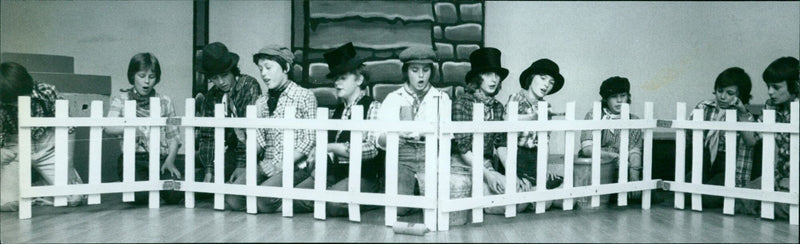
[293,0,485,90]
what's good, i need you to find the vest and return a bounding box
[329,96,385,180]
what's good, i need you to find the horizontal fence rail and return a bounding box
[14,96,799,230]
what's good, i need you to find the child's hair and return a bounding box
[762,56,799,95]
[464,71,502,97]
[402,62,436,83]
[715,67,752,104]
[0,62,34,103]
[127,52,162,85]
[253,53,291,74]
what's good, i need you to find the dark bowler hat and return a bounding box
[599,76,630,99]
[465,47,509,83]
[196,42,239,77]
[324,42,364,79]
[519,58,565,95]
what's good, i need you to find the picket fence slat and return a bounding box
[122,100,136,202]
[691,109,703,211]
[471,103,484,223]
[563,102,576,210]
[535,101,549,213]
[505,102,519,217]
[761,110,776,219]
[148,97,161,208]
[246,105,258,214]
[674,103,686,209]
[314,108,329,220]
[591,101,601,207]
[88,101,103,205]
[213,104,225,210]
[723,110,736,215]
[184,98,196,209]
[348,106,364,222]
[618,103,630,206]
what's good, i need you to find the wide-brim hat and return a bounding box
[324,42,364,79]
[519,58,564,95]
[196,42,239,77]
[465,47,509,83]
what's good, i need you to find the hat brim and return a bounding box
[520,67,564,95]
[465,67,509,83]
[326,57,365,79]
[197,53,240,76]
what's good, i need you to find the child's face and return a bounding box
[479,72,500,97]
[209,72,235,92]
[133,70,157,95]
[334,73,362,101]
[405,63,432,93]
[605,92,629,114]
[714,85,739,108]
[257,58,288,91]
[767,81,796,105]
[530,74,554,99]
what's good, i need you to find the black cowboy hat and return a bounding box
[196,42,239,77]
[324,42,364,79]
[599,76,630,99]
[465,47,509,83]
[519,58,565,95]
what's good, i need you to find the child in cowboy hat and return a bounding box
[375,45,451,216]
[486,58,567,214]
[195,42,262,186]
[293,42,385,216]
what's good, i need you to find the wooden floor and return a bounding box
[1,191,798,243]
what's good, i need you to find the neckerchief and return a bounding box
[122,87,156,113]
[703,101,727,164]
[403,84,430,120]
[602,107,621,136]
[267,80,290,116]
[475,91,498,120]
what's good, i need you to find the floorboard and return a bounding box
[1,191,797,243]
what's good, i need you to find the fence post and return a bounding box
[690,109,704,211]
[591,101,602,207]
[471,103,485,223]
[505,102,519,217]
[123,100,137,202]
[722,109,736,215]
[674,103,686,209]
[54,100,69,206]
[314,107,329,220]
[148,97,161,208]
[789,102,799,225]
[761,110,775,219]
[563,101,576,210]
[88,101,103,205]
[618,103,630,206]
[436,99,452,231]
[214,104,225,210]
[424,127,439,230]
[246,105,258,214]
[535,101,550,213]
[184,98,195,208]
[348,105,364,222]
[642,102,654,210]
[18,96,33,219]
[282,106,297,217]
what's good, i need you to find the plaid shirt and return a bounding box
[1,82,68,147]
[196,74,262,173]
[452,92,507,159]
[690,99,756,187]
[506,89,551,149]
[255,81,317,178]
[333,91,381,162]
[762,97,799,191]
[580,109,644,159]
[108,91,182,155]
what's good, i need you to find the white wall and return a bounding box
[1,1,194,117]
[209,0,293,93]
[486,1,800,154]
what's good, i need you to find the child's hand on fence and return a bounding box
[228,168,246,184]
[1,148,17,165]
[161,161,182,180]
[485,170,505,194]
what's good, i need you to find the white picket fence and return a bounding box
[15,96,799,231]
